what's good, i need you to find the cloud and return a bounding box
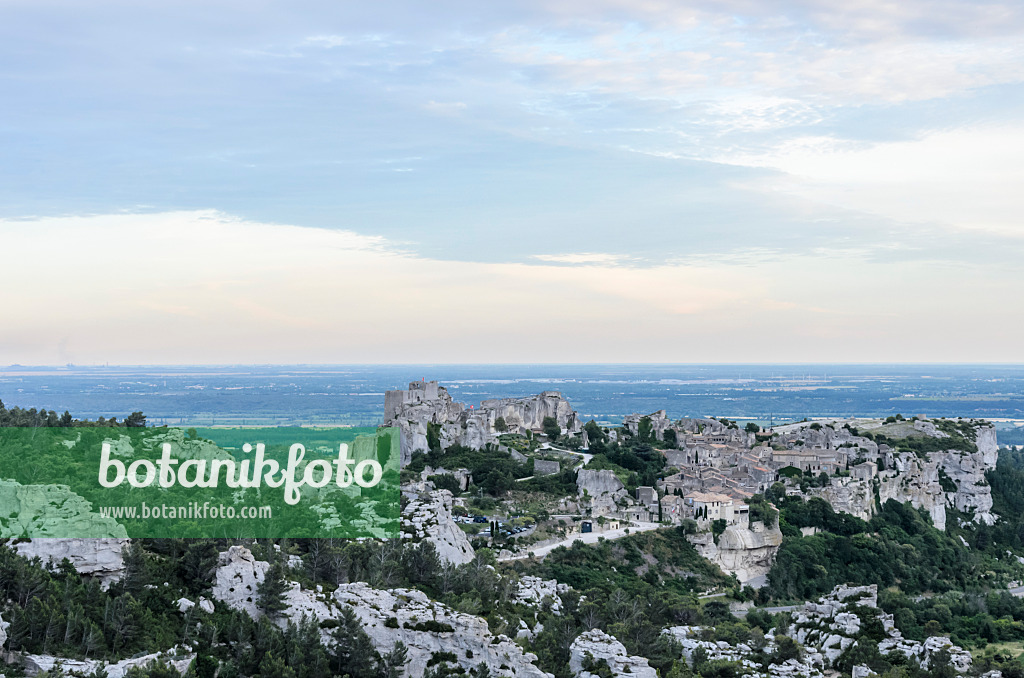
[728,124,1024,237]
[2,211,1024,364]
[531,252,634,265]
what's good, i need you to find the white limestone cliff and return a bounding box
[687,521,783,586]
[22,648,194,678]
[401,489,475,565]
[14,536,130,588]
[576,469,628,515]
[334,582,552,678]
[383,381,582,464]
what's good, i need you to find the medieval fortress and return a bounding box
[384,380,582,464]
[385,380,1000,584]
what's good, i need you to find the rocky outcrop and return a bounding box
[516,576,570,614]
[0,611,7,648]
[576,470,628,515]
[782,419,998,531]
[807,478,875,522]
[211,545,338,627]
[787,584,972,672]
[177,596,215,614]
[210,544,549,676]
[481,391,582,438]
[335,582,552,678]
[0,479,129,539]
[663,626,825,678]
[383,381,582,464]
[569,629,657,678]
[211,545,271,619]
[623,410,673,441]
[688,521,783,586]
[14,537,130,588]
[22,648,194,678]
[401,490,475,565]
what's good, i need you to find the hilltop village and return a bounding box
[385,380,998,586]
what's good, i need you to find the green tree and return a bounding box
[542,417,561,439]
[257,562,289,619]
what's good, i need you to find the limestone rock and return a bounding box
[335,582,552,678]
[0,479,129,539]
[569,629,657,678]
[14,537,130,588]
[663,626,825,677]
[687,521,783,586]
[22,648,194,678]
[807,478,874,522]
[785,584,972,673]
[516,576,570,614]
[383,380,582,464]
[211,545,270,618]
[211,545,337,626]
[576,470,627,515]
[401,490,475,565]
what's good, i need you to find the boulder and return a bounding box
[335,582,552,678]
[569,629,657,678]
[516,576,570,614]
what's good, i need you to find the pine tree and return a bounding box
[257,561,289,619]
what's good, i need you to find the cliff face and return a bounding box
[383,381,581,464]
[798,420,998,532]
[209,545,551,677]
[688,521,783,585]
[808,477,875,521]
[401,490,475,565]
[576,469,627,515]
[787,584,972,672]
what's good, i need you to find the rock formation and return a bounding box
[569,629,657,678]
[22,648,194,678]
[515,576,570,614]
[0,479,128,539]
[14,537,130,588]
[687,521,783,586]
[383,380,582,464]
[401,489,475,565]
[663,626,825,678]
[784,419,998,531]
[787,584,972,672]
[335,582,552,678]
[576,469,628,515]
[211,545,271,619]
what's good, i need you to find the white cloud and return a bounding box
[2,211,1023,364]
[729,125,1024,237]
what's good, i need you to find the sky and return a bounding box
[2,0,1023,364]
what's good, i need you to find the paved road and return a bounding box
[498,521,663,561]
[1009,585,1024,597]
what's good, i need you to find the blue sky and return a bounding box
[2,1,1023,363]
